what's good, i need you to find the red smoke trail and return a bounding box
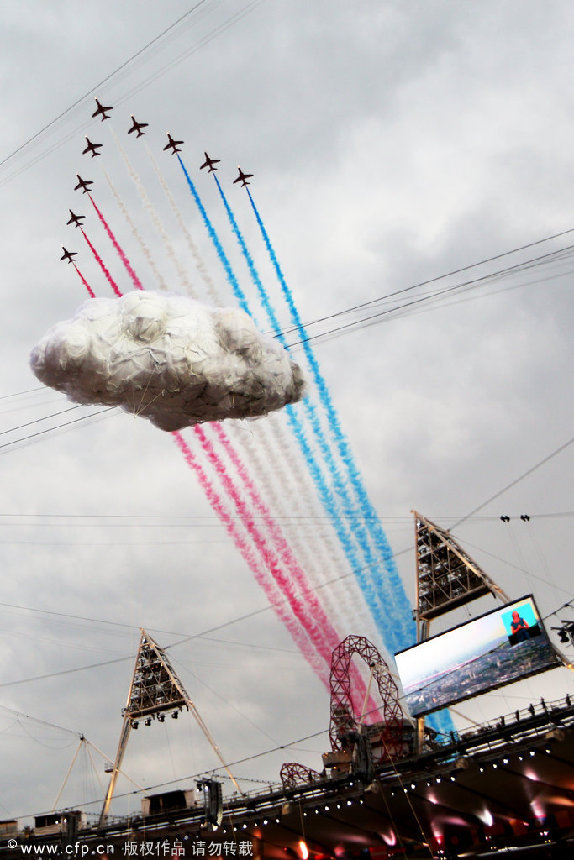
[172,430,328,686]
[79,228,122,297]
[88,194,144,292]
[76,182,354,694]
[209,422,374,715]
[194,424,371,709]
[72,262,95,298]
[194,425,332,663]
[212,423,374,709]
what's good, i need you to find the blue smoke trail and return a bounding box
[245,187,414,630]
[245,188,455,732]
[176,156,251,316]
[178,156,406,650]
[176,157,453,729]
[213,174,412,652]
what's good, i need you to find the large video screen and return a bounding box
[394,595,561,717]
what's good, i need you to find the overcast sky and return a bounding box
[0,0,573,825]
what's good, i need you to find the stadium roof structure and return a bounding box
[413,511,509,624]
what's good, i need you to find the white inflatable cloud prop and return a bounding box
[30,292,305,431]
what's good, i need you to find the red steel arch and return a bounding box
[329,635,404,762]
[280,762,322,791]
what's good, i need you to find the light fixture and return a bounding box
[171,711,179,719]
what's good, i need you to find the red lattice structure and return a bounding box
[280,762,322,790]
[280,636,406,787]
[329,635,404,763]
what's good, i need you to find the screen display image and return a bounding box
[394,595,561,717]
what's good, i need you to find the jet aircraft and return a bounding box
[61,247,77,264]
[200,152,220,172]
[128,116,148,137]
[164,133,183,154]
[82,137,103,158]
[92,99,113,121]
[233,167,253,187]
[74,175,93,194]
[66,210,85,228]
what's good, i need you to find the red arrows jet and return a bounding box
[82,137,102,158]
[128,116,148,137]
[66,210,85,228]
[163,132,183,154]
[233,167,253,187]
[61,247,77,264]
[74,175,93,194]
[92,99,113,121]
[200,152,220,172]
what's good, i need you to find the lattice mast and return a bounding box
[412,511,509,745]
[413,510,508,641]
[99,629,240,824]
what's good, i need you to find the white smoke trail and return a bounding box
[263,412,385,651]
[145,144,219,305]
[103,170,168,291]
[111,128,193,294]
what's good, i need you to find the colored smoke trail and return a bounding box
[79,175,337,683]
[112,132,191,294]
[210,422,372,705]
[88,195,143,292]
[183,169,380,640]
[72,262,95,298]
[147,146,218,304]
[104,170,168,292]
[80,228,122,297]
[176,155,250,315]
[172,430,328,686]
[246,188,415,648]
[263,413,385,651]
[237,421,381,715]
[194,424,340,671]
[213,176,407,650]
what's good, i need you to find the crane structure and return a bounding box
[99,629,241,824]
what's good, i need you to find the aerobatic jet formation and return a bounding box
[82,138,103,158]
[91,99,113,121]
[128,116,148,137]
[66,210,85,228]
[200,152,220,172]
[163,133,183,154]
[60,247,77,264]
[233,167,253,187]
[74,175,93,194]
